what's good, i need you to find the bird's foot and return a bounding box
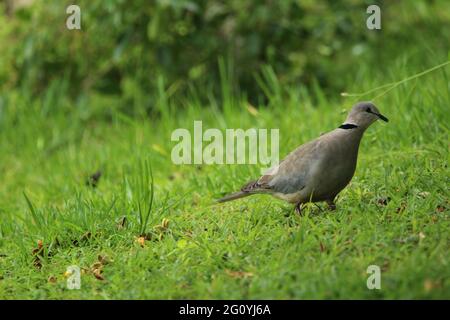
[294,203,303,215]
[326,200,336,211]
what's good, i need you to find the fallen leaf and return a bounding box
[136,236,145,247]
[32,240,44,269]
[91,262,103,270]
[48,276,57,283]
[424,279,441,292]
[93,268,104,281]
[225,270,254,279]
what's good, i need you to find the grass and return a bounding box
[0,58,449,299]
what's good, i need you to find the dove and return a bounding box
[217,101,388,214]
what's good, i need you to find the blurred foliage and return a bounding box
[0,0,449,112]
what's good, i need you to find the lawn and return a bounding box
[0,58,448,299]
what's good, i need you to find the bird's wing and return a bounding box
[255,138,323,194]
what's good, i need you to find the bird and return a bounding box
[217,101,388,214]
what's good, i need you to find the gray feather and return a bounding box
[217,101,387,207]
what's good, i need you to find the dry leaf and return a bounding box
[424,279,441,292]
[136,236,145,247]
[91,262,103,270]
[93,268,104,281]
[225,269,254,279]
[32,240,44,269]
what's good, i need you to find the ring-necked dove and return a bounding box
[217,101,388,214]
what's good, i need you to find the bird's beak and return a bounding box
[376,113,389,122]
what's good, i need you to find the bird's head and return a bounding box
[344,101,388,129]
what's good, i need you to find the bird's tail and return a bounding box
[216,191,252,203]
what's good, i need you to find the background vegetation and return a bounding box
[0,0,448,299]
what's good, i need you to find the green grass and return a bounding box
[0,59,449,299]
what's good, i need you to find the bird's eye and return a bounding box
[365,107,371,113]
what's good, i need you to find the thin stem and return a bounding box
[341,60,450,99]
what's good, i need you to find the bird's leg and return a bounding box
[326,199,336,211]
[294,203,302,215]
